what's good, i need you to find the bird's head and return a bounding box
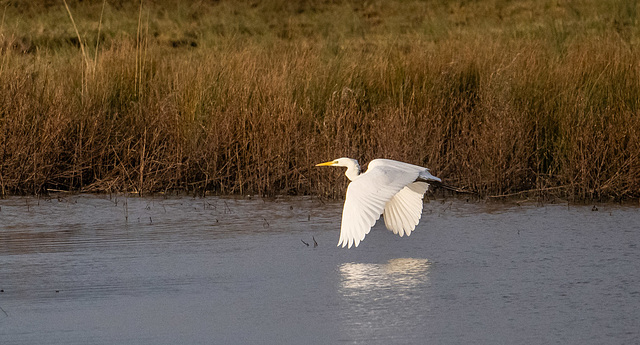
[316,158,361,181]
[315,157,357,168]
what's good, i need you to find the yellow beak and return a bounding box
[315,160,336,167]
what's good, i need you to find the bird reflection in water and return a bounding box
[338,258,431,292]
[336,258,432,340]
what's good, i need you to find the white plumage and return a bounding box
[316,158,442,248]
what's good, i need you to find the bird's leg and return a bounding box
[417,177,476,194]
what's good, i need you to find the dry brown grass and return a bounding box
[1,0,639,201]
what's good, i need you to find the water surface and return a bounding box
[1,195,639,344]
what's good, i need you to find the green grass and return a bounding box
[0,0,639,200]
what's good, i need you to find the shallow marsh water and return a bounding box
[0,195,639,344]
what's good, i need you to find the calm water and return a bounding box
[0,195,639,344]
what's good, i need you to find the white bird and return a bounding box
[316,158,447,248]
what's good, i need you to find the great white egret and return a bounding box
[316,158,450,248]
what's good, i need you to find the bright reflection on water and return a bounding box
[339,258,430,290]
[0,195,639,345]
[337,259,432,343]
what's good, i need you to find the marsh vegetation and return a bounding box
[1,0,639,200]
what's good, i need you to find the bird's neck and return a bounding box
[345,161,361,182]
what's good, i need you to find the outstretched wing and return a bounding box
[383,182,429,237]
[339,160,423,248]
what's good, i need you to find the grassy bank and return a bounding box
[1,0,639,200]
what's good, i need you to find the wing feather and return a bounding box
[389,186,417,236]
[394,193,414,236]
[382,182,429,237]
[384,201,399,235]
[386,196,406,236]
[383,201,400,235]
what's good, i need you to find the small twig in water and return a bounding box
[223,201,232,214]
[0,304,8,317]
[313,236,318,248]
[301,239,309,246]
[124,197,129,222]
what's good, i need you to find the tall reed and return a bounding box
[0,0,639,200]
